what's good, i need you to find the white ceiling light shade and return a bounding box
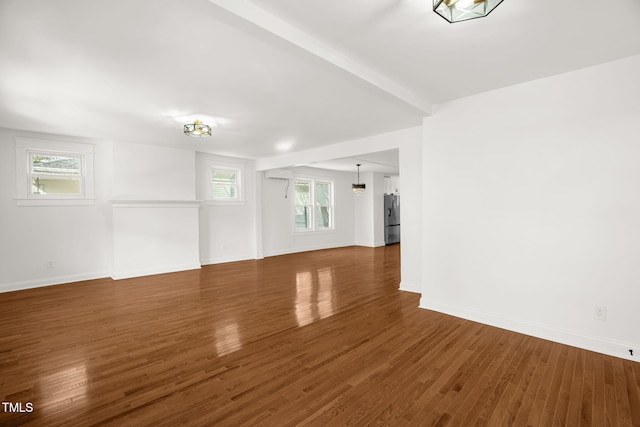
[352,163,366,195]
[184,119,212,137]
[433,0,504,23]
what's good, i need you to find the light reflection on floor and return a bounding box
[215,319,242,357]
[295,268,336,327]
[39,363,88,415]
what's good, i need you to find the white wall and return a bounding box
[262,166,355,257]
[398,135,422,294]
[354,171,385,247]
[111,204,200,279]
[110,142,200,279]
[0,129,111,291]
[112,141,195,200]
[421,55,640,361]
[373,173,384,247]
[354,171,373,247]
[196,153,259,264]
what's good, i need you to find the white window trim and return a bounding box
[202,157,246,206]
[292,176,335,234]
[15,137,95,206]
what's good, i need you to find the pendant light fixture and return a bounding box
[184,119,212,137]
[352,163,366,195]
[433,0,504,23]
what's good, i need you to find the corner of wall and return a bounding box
[419,298,639,363]
[399,281,421,294]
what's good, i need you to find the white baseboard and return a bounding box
[399,281,421,294]
[263,242,354,258]
[0,271,111,293]
[354,240,386,248]
[201,255,255,265]
[420,298,639,363]
[111,263,201,280]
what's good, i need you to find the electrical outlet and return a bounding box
[46,261,54,269]
[593,305,607,321]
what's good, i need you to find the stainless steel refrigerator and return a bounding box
[384,194,400,245]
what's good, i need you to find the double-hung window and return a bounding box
[294,178,334,232]
[315,181,333,229]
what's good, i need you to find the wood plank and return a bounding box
[614,358,633,427]
[624,363,640,426]
[554,345,578,426]
[564,350,584,425]
[604,355,620,427]
[593,354,608,426]
[537,344,570,426]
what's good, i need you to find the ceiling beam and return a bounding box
[256,126,421,171]
[206,0,432,114]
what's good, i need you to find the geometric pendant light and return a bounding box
[433,0,504,23]
[184,119,212,137]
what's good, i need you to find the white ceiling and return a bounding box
[1,0,640,166]
[247,0,640,104]
[307,149,400,175]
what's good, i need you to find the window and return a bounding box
[315,181,333,229]
[294,180,312,230]
[294,178,334,232]
[15,137,95,206]
[29,152,83,196]
[211,167,240,200]
[198,154,246,205]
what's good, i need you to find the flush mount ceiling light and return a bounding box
[433,0,504,23]
[184,119,212,137]
[352,163,366,195]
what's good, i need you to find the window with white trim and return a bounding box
[294,178,334,231]
[15,137,95,206]
[198,154,246,205]
[211,166,241,201]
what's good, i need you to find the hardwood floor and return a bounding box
[1,245,639,426]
